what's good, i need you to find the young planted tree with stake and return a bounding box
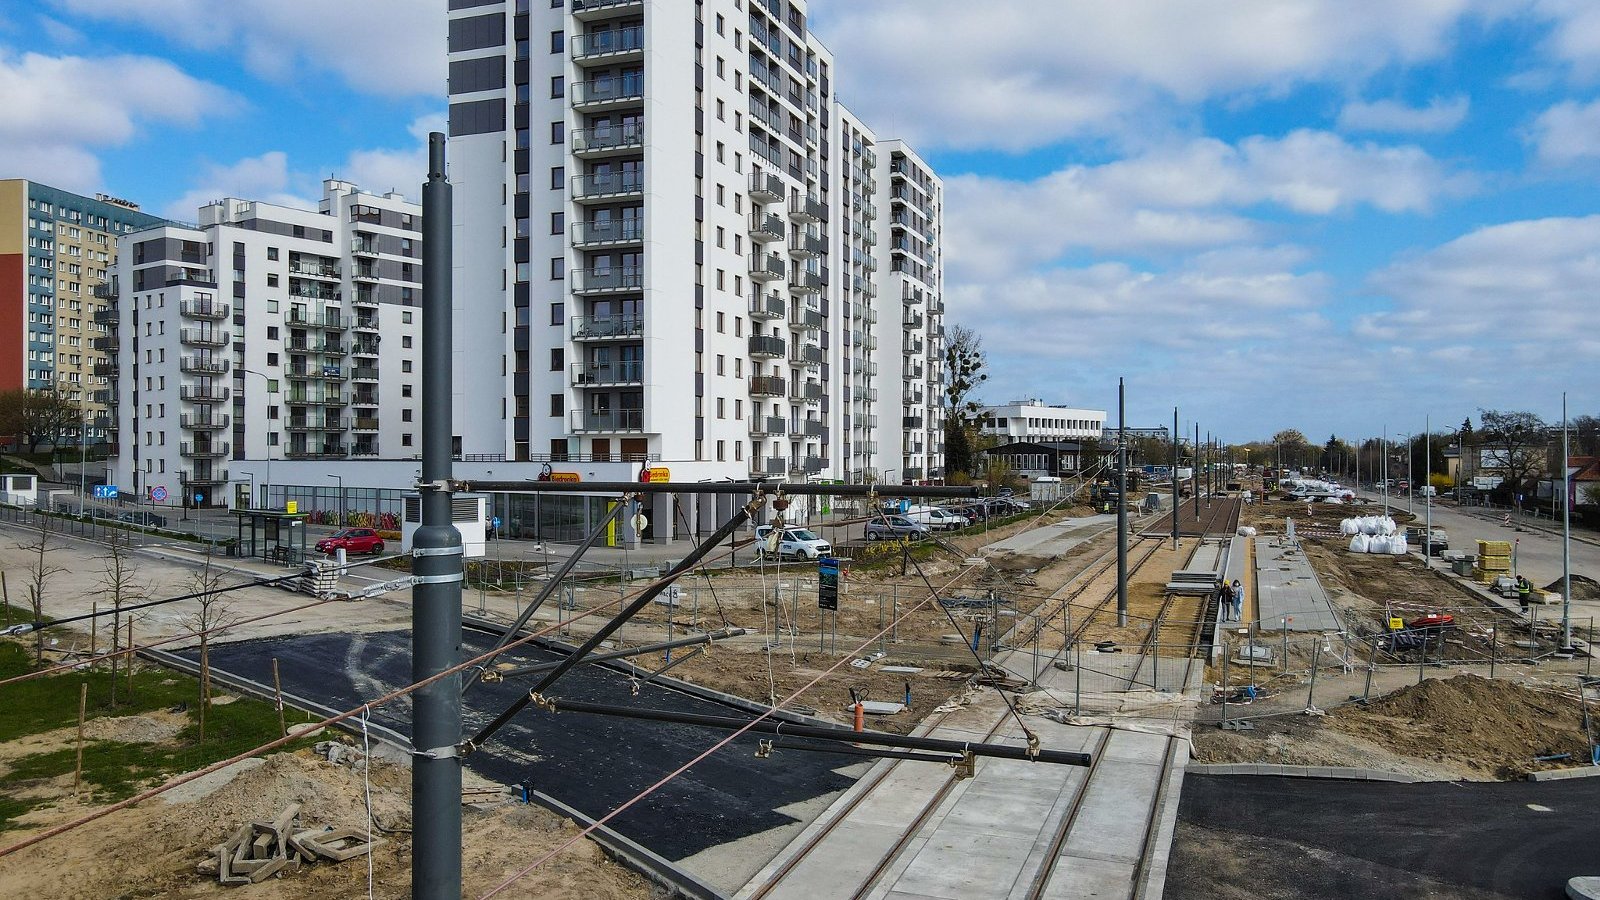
[181,549,238,742]
[98,527,148,707]
[16,513,66,665]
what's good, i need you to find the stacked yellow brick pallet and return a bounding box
[1474,540,1513,583]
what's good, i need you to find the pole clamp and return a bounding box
[528,691,555,712]
[415,744,462,760]
[412,545,464,558]
[413,572,465,585]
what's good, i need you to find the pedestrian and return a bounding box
[1218,581,1234,622]
[1230,579,1244,621]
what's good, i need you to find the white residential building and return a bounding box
[446,0,944,496]
[979,400,1107,444]
[108,180,423,508]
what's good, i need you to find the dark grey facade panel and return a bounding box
[449,98,506,136]
[449,55,506,95]
[449,0,502,9]
[449,13,506,53]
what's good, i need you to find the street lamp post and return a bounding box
[327,473,344,528]
[240,368,273,508]
[78,408,88,518]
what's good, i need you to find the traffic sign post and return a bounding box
[149,486,168,503]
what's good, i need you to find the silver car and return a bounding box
[865,515,931,541]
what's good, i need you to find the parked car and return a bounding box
[753,525,832,560]
[316,527,385,555]
[900,505,967,531]
[865,515,931,541]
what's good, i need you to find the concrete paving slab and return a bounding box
[894,828,1034,899]
[1060,757,1163,864]
[1036,855,1136,900]
[1098,728,1171,766]
[1256,540,1343,632]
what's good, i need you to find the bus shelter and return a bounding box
[232,509,309,565]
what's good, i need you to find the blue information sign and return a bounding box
[818,557,840,610]
[93,484,118,499]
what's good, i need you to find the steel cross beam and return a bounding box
[540,699,1094,766]
[463,498,761,753]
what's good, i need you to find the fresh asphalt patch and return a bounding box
[187,629,860,861]
[1169,774,1600,900]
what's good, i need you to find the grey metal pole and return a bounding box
[1193,423,1200,519]
[1424,416,1431,566]
[1171,408,1179,550]
[1562,392,1572,650]
[1382,425,1389,517]
[1116,378,1128,627]
[412,132,462,900]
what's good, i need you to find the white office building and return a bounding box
[107,180,423,508]
[446,0,945,497]
[979,400,1107,444]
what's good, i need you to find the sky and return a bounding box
[3,0,1597,443]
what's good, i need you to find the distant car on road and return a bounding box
[316,527,385,555]
[865,515,931,541]
[753,525,832,560]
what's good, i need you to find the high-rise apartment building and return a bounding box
[108,180,423,507]
[446,0,944,486]
[0,180,164,445]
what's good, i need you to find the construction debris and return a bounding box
[195,801,384,886]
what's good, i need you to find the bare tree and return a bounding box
[1477,409,1549,490]
[942,325,988,478]
[98,527,148,708]
[181,549,238,742]
[16,514,66,665]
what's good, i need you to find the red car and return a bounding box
[316,527,385,555]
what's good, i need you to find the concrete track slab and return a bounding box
[1255,539,1342,632]
[983,515,1113,556]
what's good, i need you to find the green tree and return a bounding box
[942,325,987,477]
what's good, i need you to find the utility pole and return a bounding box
[412,133,463,899]
[1192,423,1200,519]
[1424,416,1432,566]
[1382,425,1389,517]
[1171,407,1179,550]
[1562,392,1573,650]
[1116,378,1127,627]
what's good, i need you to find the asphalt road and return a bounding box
[1169,774,1600,900]
[189,629,860,861]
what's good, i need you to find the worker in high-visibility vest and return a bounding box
[1516,575,1532,612]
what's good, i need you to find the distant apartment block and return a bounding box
[0,180,164,444]
[446,0,945,485]
[107,180,422,507]
[980,400,1108,444]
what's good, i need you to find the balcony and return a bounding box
[803,457,828,475]
[571,408,645,432]
[286,339,343,354]
[351,444,381,458]
[903,467,925,482]
[790,344,825,368]
[93,361,118,378]
[748,334,787,359]
[352,417,380,431]
[351,339,381,356]
[748,375,786,397]
[852,386,877,402]
[571,361,644,386]
[179,356,229,375]
[287,364,346,381]
[789,381,824,402]
[750,457,788,477]
[902,290,922,306]
[789,271,823,294]
[573,267,643,294]
[289,284,340,302]
[749,213,784,244]
[350,239,379,258]
[749,171,783,203]
[180,413,230,430]
[787,304,822,332]
[286,418,347,432]
[351,365,379,381]
[284,447,348,460]
[788,196,825,222]
[93,305,118,325]
[904,336,925,356]
[179,328,229,348]
[180,442,230,459]
[571,76,645,109]
[572,0,644,20]
[789,232,824,258]
[284,391,347,406]
[288,261,341,279]
[750,254,786,283]
[750,416,786,437]
[179,385,230,402]
[180,299,229,320]
[352,266,379,283]
[903,416,925,430]
[353,314,380,331]
[93,283,117,300]
[572,218,644,247]
[288,310,349,331]
[799,420,828,439]
[573,172,644,203]
[571,25,644,63]
[903,389,925,405]
[905,362,925,380]
[572,121,645,157]
[571,315,645,341]
[181,468,229,486]
[352,289,379,308]
[748,292,785,320]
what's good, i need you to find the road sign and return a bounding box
[93,484,118,499]
[818,557,840,610]
[149,485,168,502]
[194,493,204,504]
[491,516,502,529]
[286,500,298,514]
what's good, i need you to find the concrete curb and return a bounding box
[1185,762,1425,783]
[1527,765,1600,782]
[531,790,729,900]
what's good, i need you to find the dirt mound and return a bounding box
[81,711,187,744]
[1330,674,1592,779]
[1546,574,1600,603]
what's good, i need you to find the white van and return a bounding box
[901,505,966,531]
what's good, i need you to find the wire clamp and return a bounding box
[479,667,503,684]
[1024,729,1042,760]
[754,739,774,759]
[953,747,976,780]
[529,691,555,712]
[416,744,462,760]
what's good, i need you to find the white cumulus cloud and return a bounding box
[1338,95,1471,133]
[161,151,315,221]
[1526,98,1600,164]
